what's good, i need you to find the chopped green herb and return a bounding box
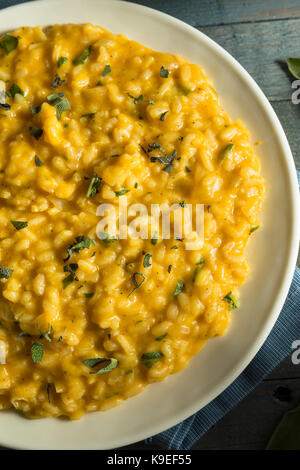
[99,232,118,244]
[134,182,138,188]
[141,351,163,368]
[143,253,152,268]
[223,291,240,310]
[51,74,65,89]
[163,163,174,173]
[81,112,96,119]
[179,201,186,208]
[0,267,13,279]
[160,111,168,121]
[185,166,191,173]
[0,103,11,111]
[38,324,52,343]
[58,336,63,342]
[128,93,143,104]
[30,105,42,114]
[34,155,44,167]
[31,342,44,363]
[8,84,24,98]
[64,236,96,262]
[82,357,118,374]
[0,34,18,54]
[149,99,155,105]
[155,333,167,342]
[193,258,205,282]
[73,45,92,65]
[102,64,111,76]
[57,56,68,68]
[111,154,120,158]
[179,136,184,141]
[62,274,75,289]
[160,66,169,78]
[151,232,158,245]
[125,369,133,375]
[18,332,30,338]
[219,143,234,160]
[86,174,102,198]
[30,126,43,140]
[171,245,178,250]
[174,280,184,297]
[115,188,130,196]
[47,93,70,121]
[180,87,191,95]
[168,265,172,273]
[128,272,146,297]
[11,220,28,231]
[84,293,94,298]
[96,80,102,86]
[250,225,260,234]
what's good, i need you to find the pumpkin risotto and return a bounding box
[0,24,264,419]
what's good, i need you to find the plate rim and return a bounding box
[0,0,299,450]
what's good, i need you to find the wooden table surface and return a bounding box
[0,0,299,451]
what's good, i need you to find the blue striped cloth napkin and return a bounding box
[147,172,300,450]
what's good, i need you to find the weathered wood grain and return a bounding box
[123,0,300,27]
[200,19,300,102]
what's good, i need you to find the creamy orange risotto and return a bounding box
[0,24,264,419]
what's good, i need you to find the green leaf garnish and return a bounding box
[193,258,205,282]
[250,225,260,234]
[81,112,96,119]
[141,351,163,368]
[64,236,96,262]
[8,84,24,98]
[223,291,240,310]
[185,166,191,173]
[86,174,102,198]
[219,143,234,160]
[168,265,172,273]
[155,334,167,342]
[38,324,52,343]
[174,280,184,297]
[98,232,118,244]
[151,232,158,245]
[11,220,28,231]
[160,111,168,121]
[34,155,44,167]
[30,126,43,140]
[160,66,169,78]
[128,272,146,297]
[0,267,13,279]
[62,274,75,289]
[73,45,92,65]
[287,58,300,79]
[57,57,68,68]
[115,188,130,196]
[0,34,18,54]
[47,93,70,120]
[128,93,143,104]
[163,163,174,173]
[31,342,44,363]
[102,64,111,76]
[179,201,186,208]
[84,292,94,298]
[30,105,42,114]
[143,253,152,268]
[149,99,155,105]
[51,74,65,89]
[0,103,11,111]
[266,402,300,450]
[82,357,118,374]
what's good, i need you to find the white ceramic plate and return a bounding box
[0,0,299,450]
